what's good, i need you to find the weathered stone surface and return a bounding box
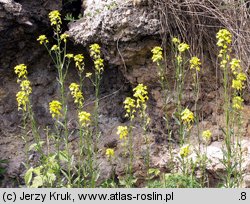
[71,0,160,44]
[0,0,62,186]
[69,0,161,86]
[0,0,61,73]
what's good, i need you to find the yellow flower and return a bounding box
[86,72,92,78]
[48,10,62,26]
[14,64,28,79]
[60,33,69,43]
[89,43,101,57]
[49,100,62,119]
[117,126,128,140]
[78,111,91,127]
[176,55,182,64]
[51,45,59,51]
[181,108,194,124]
[69,83,84,107]
[178,43,190,53]
[202,130,212,141]
[172,37,180,45]
[65,54,74,59]
[37,35,48,45]
[236,72,247,82]
[20,80,32,94]
[232,96,244,110]
[190,56,201,71]
[180,144,191,158]
[106,148,115,159]
[230,58,242,75]
[216,29,232,48]
[94,58,104,73]
[16,91,29,111]
[74,54,84,72]
[74,54,84,62]
[124,97,136,119]
[89,44,104,73]
[151,46,163,64]
[232,79,244,91]
[216,29,232,58]
[133,83,148,108]
[220,59,228,69]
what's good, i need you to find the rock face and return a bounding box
[0,0,61,185]
[0,0,61,69]
[69,0,161,84]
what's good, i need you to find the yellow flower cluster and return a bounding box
[230,58,241,75]
[106,148,115,159]
[20,80,32,94]
[69,83,84,107]
[232,96,244,111]
[178,43,190,53]
[14,64,28,79]
[89,44,101,57]
[172,37,180,45]
[48,10,62,27]
[216,29,232,58]
[74,54,84,73]
[220,58,230,69]
[14,64,32,111]
[151,46,163,64]
[117,126,128,140]
[123,83,149,120]
[230,59,247,92]
[78,111,91,127]
[202,130,212,141]
[124,97,136,119]
[49,100,62,119]
[216,29,232,49]
[66,54,74,59]
[133,84,149,108]
[60,33,69,43]
[236,73,247,82]
[86,72,92,78]
[181,108,194,125]
[232,79,245,91]
[171,38,189,65]
[176,55,182,64]
[190,57,201,72]
[51,45,59,51]
[37,35,48,45]
[16,91,29,111]
[94,58,104,73]
[230,59,245,111]
[180,144,191,158]
[89,44,104,73]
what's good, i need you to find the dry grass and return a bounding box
[155,0,250,76]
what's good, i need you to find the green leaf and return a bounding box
[59,151,69,162]
[46,172,56,184]
[56,120,66,128]
[24,167,34,186]
[172,113,181,126]
[148,168,160,176]
[28,144,37,151]
[61,169,70,180]
[31,176,43,188]
[0,159,8,164]
[33,166,42,176]
[29,141,45,151]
